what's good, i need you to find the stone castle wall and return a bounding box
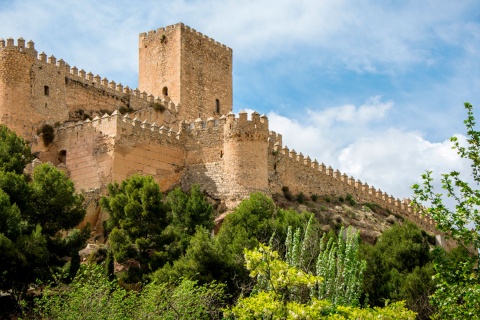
[139,23,233,122]
[266,131,436,234]
[0,38,178,141]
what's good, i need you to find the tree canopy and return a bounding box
[413,102,480,319]
[0,125,87,294]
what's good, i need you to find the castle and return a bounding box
[0,23,437,236]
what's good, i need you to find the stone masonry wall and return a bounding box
[0,38,178,142]
[181,116,225,198]
[138,23,233,122]
[139,25,182,108]
[180,24,233,121]
[56,113,118,191]
[267,131,436,234]
[112,114,186,192]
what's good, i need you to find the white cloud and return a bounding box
[307,96,392,126]
[269,97,470,200]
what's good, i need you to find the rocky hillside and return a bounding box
[272,192,433,245]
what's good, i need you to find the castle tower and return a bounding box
[223,111,270,203]
[138,23,233,122]
[0,38,68,138]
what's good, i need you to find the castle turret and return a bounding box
[138,23,233,122]
[223,111,270,202]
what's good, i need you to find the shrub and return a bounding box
[151,102,166,112]
[346,194,357,206]
[311,194,318,202]
[296,192,305,204]
[118,106,132,115]
[338,196,344,203]
[364,203,379,213]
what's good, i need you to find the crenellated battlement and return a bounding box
[58,110,182,144]
[139,23,232,52]
[0,37,38,57]
[269,130,436,233]
[0,36,181,117]
[225,110,268,134]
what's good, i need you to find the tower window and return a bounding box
[44,85,49,96]
[162,86,168,96]
[58,150,67,165]
[215,99,220,114]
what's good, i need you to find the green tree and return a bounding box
[0,125,87,295]
[412,102,480,319]
[226,244,416,320]
[29,163,86,236]
[361,222,435,319]
[0,124,31,174]
[164,185,214,254]
[101,175,171,279]
[313,227,366,307]
[283,218,366,307]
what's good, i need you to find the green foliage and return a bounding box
[311,193,318,202]
[155,193,308,299]
[314,227,366,307]
[101,175,170,278]
[154,226,231,286]
[33,263,226,319]
[168,184,214,235]
[296,192,305,203]
[101,179,216,281]
[151,102,166,112]
[0,124,32,174]
[226,245,416,319]
[0,126,87,295]
[346,193,357,206]
[29,163,86,236]
[412,102,480,319]
[118,106,133,115]
[361,222,435,319]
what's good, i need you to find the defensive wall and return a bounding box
[266,131,436,234]
[53,109,269,209]
[0,37,178,140]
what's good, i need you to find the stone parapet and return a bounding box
[268,130,436,234]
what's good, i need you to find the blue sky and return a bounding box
[1,0,479,200]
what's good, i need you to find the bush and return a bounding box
[346,194,357,206]
[296,192,305,204]
[151,102,166,112]
[118,106,133,115]
[311,194,318,202]
[364,203,379,213]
